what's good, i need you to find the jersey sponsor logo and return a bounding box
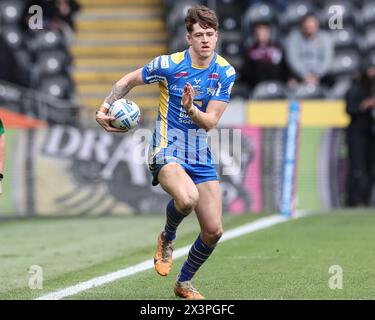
[193,78,201,84]
[170,84,184,93]
[192,85,203,96]
[174,71,188,78]
[160,55,169,69]
[153,56,160,70]
[208,73,220,80]
[226,67,235,77]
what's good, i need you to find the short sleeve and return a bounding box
[210,66,236,103]
[142,55,170,84]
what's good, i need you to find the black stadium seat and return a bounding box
[32,30,68,53]
[219,12,242,32]
[329,50,360,77]
[1,27,24,49]
[365,26,375,50]
[330,26,356,50]
[217,0,244,32]
[167,0,200,32]
[220,39,242,58]
[36,51,70,76]
[362,1,375,27]
[293,84,325,99]
[329,77,352,99]
[279,0,315,31]
[252,81,287,100]
[0,0,25,25]
[242,3,276,35]
[40,76,74,99]
[367,50,375,66]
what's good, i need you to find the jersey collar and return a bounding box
[185,50,217,70]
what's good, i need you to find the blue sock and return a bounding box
[163,200,186,241]
[178,235,215,282]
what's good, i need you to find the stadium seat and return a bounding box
[293,84,325,99]
[36,51,70,76]
[252,81,287,100]
[329,50,360,77]
[230,81,251,99]
[330,26,356,50]
[40,76,74,99]
[167,0,201,32]
[220,39,242,58]
[0,0,25,25]
[367,50,375,66]
[362,1,375,27]
[32,30,68,53]
[242,3,277,35]
[279,0,315,31]
[217,0,245,32]
[328,77,352,99]
[219,12,242,32]
[1,27,24,49]
[169,35,188,53]
[365,27,375,51]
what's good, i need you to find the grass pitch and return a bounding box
[0,209,374,300]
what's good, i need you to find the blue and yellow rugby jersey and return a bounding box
[142,49,236,164]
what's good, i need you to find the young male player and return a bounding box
[96,5,236,299]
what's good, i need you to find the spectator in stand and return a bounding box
[345,61,375,207]
[285,14,334,89]
[55,0,80,32]
[241,23,287,88]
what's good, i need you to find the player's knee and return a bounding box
[175,191,199,214]
[202,227,223,245]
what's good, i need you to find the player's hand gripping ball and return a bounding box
[108,99,141,130]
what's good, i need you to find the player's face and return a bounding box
[188,23,218,58]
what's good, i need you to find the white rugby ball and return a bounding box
[108,99,141,130]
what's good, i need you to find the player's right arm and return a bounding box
[96,68,145,132]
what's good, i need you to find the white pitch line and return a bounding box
[36,214,292,300]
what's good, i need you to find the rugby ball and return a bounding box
[108,99,141,130]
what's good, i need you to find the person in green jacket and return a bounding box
[0,118,4,194]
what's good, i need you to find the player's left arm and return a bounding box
[182,82,227,131]
[182,66,236,131]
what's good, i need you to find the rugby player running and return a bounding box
[96,5,236,299]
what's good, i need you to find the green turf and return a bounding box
[1,210,374,300]
[0,212,262,300]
